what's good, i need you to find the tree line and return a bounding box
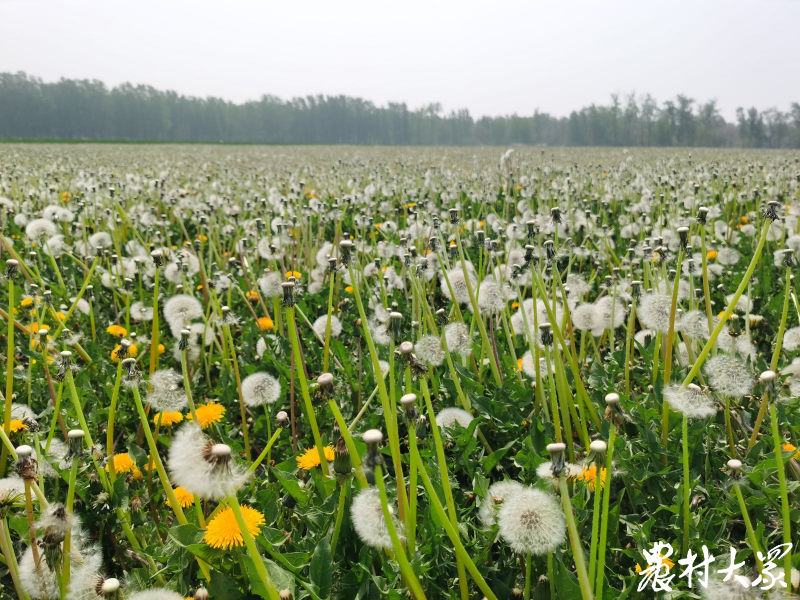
[2,71,800,147]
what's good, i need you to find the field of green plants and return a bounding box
[0,144,798,600]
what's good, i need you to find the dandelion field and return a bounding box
[0,143,799,600]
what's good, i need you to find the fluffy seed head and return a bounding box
[415,335,445,366]
[444,321,473,357]
[497,488,566,555]
[167,422,249,500]
[241,372,281,407]
[478,480,524,527]
[664,384,717,419]
[435,407,475,436]
[350,488,401,550]
[638,293,673,333]
[705,355,753,398]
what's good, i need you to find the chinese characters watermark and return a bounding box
[637,542,791,593]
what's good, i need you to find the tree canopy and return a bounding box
[2,72,800,147]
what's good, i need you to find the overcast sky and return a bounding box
[2,0,799,120]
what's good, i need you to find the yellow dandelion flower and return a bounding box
[173,486,195,508]
[741,215,749,224]
[636,554,674,573]
[344,286,354,294]
[107,453,141,477]
[246,290,260,302]
[706,250,718,260]
[576,464,607,492]
[20,297,34,308]
[285,270,302,280]
[106,324,127,337]
[782,442,800,460]
[296,445,336,470]
[517,358,524,372]
[29,323,48,335]
[186,402,226,429]
[111,344,138,363]
[2,420,28,433]
[204,505,265,550]
[257,317,274,331]
[158,343,166,355]
[154,411,184,426]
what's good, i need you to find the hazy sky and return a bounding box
[2,0,799,120]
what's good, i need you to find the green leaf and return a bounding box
[208,573,245,600]
[552,557,583,600]
[272,467,309,503]
[168,523,206,547]
[482,440,515,472]
[309,538,333,598]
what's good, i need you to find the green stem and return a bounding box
[595,425,615,600]
[558,474,594,600]
[769,402,792,578]
[227,496,281,600]
[682,416,691,556]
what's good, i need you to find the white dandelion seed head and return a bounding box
[65,545,104,600]
[638,293,673,333]
[415,335,445,366]
[783,326,800,352]
[350,488,401,550]
[571,303,599,332]
[312,314,342,339]
[678,310,711,340]
[258,272,283,298]
[497,488,566,555]
[705,355,753,398]
[145,369,188,412]
[565,274,591,297]
[441,268,476,305]
[701,575,762,600]
[444,321,474,358]
[520,350,547,380]
[663,384,717,419]
[241,372,281,407]
[435,407,476,435]
[725,293,751,314]
[19,544,60,599]
[25,218,58,240]
[594,295,627,333]
[0,475,25,499]
[167,422,249,500]
[477,281,511,315]
[163,295,204,331]
[716,247,740,266]
[478,480,524,527]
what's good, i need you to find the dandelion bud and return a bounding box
[726,458,743,478]
[400,392,419,422]
[339,239,354,265]
[524,244,535,263]
[526,220,536,239]
[67,429,85,458]
[677,226,689,250]
[60,349,73,368]
[449,207,459,225]
[150,249,163,267]
[546,442,566,477]
[780,248,795,268]
[317,372,334,394]
[588,440,607,467]
[432,216,441,230]
[43,289,53,306]
[539,323,553,347]
[85,284,93,300]
[276,411,290,428]
[389,311,403,339]
[101,578,121,595]
[281,281,296,307]
[362,429,384,474]
[398,340,414,356]
[5,258,18,279]
[448,241,458,258]
[333,436,351,476]
[541,240,555,261]
[191,587,209,600]
[179,328,191,350]
[435,308,448,326]
[279,590,292,600]
[550,207,562,224]
[121,356,136,376]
